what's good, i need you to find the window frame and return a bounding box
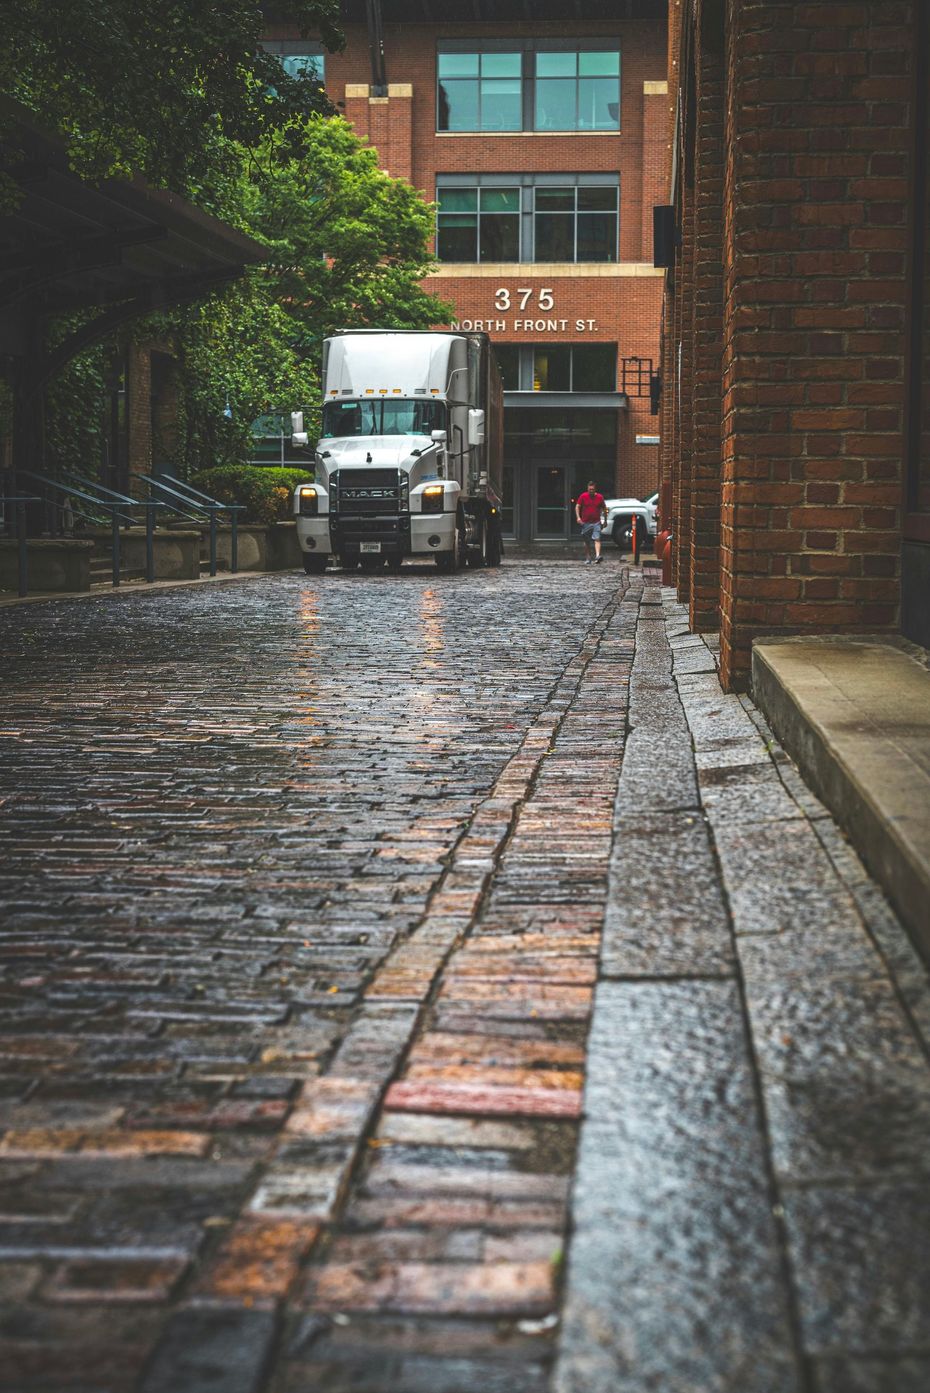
[262,39,326,86]
[436,37,621,135]
[436,173,620,264]
[511,344,619,393]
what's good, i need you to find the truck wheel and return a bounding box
[302,554,327,575]
[467,518,488,568]
[436,515,466,573]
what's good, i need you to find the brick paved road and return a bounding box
[1,562,929,1393]
[0,560,633,1392]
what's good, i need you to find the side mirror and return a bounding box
[467,408,485,446]
[291,411,308,447]
[431,429,447,444]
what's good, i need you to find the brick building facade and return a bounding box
[661,0,929,689]
[265,1,668,543]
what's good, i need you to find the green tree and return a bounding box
[172,116,453,470]
[1,1,342,193]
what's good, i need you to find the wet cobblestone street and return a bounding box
[1,560,929,1393]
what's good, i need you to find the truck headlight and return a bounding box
[298,486,318,517]
[421,484,444,515]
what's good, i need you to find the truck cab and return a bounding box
[294,331,503,573]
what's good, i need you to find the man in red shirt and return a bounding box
[575,480,608,564]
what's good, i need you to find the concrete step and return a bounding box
[753,635,930,961]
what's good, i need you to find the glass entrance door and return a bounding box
[534,464,570,538]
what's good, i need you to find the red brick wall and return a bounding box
[662,0,914,689]
[688,1,725,630]
[722,0,911,689]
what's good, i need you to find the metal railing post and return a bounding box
[145,502,155,583]
[16,502,27,598]
[231,510,238,574]
[111,507,120,586]
[209,509,217,576]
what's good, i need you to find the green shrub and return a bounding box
[190,464,313,526]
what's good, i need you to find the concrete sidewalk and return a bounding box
[556,593,930,1393]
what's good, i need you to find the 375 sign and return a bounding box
[493,286,554,311]
[451,284,600,334]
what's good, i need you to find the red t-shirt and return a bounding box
[577,491,605,524]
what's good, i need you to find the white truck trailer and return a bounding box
[292,330,504,573]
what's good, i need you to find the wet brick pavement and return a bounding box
[0,560,929,1392]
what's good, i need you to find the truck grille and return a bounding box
[332,468,403,515]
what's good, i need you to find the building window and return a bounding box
[532,345,617,392]
[436,174,619,263]
[494,345,520,390]
[535,50,620,131]
[437,51,522,132]
[534,185,618,262]
[437,40,620,134]
[436,186,520,262]
[263,41,325,86]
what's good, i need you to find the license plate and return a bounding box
[359,542,382,554]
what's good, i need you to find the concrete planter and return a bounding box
[212,521,302,572]
[82,528,201,581]
[0,538,94,593]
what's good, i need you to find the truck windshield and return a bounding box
[321,398,446,438]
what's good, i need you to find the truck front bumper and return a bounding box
[299,512,458,558]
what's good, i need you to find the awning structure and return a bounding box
[505,391,630,410]
[0,99,266,405]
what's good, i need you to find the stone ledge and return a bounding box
[752,635,930,963]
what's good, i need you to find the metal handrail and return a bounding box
[18,469,138,530]
[15,471,171,588]
[133,473,244,576]
[1,495,41,597]
[130,472,210,525]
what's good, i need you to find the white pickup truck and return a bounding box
[603,492,658,550]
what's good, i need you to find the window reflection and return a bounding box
[438,51,522,131]
[321,399,446,438]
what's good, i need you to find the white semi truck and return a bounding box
[292,330,504,573]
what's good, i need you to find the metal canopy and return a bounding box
[504,391,629,410]
[0,100,267,362]
[342,1,663,19]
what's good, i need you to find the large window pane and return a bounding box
[481,215,519,261]
[437,215,477,260]
[480,80,522,130]
[577,212,616,261]
[438,53,479,78]
[280,54,324,81]
[537,52,576,76]
[578,186,617,211]
[573,346,617,392]
[438,80,478,131]
[579,50,619,76]
[578,77,620,129]
[483,52,521,77]
[534,347,572,391]
[481,188,520,213]
[437,50,521,131]
[535,188,574,210]
[494,346,519,390]
[535,213,574,260]
[535,79,576,131]
[439,188,478,212]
